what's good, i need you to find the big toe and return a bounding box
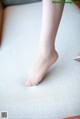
[25,79,38,86]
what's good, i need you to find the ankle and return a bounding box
[39,47,57,58]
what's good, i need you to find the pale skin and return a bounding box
[74,54,80,61]
[25,0,65,86]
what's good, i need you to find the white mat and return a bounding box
[0,2,80,119]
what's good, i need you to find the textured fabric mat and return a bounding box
[0,2,80,119]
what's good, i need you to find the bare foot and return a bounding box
[74,54,80,62]
[25,50,58,86]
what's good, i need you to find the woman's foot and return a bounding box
[25,50,58,86]
[74,54,80,62]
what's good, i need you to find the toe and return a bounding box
[25,79,39,86]
[29,80,38,86]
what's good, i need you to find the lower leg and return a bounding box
[39,0,65,55]
[25,0,65,86]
